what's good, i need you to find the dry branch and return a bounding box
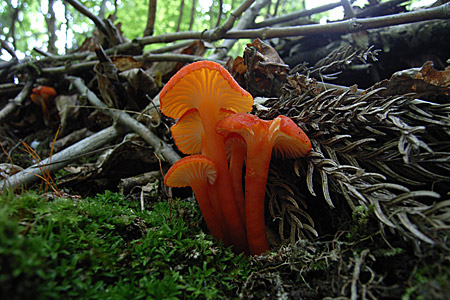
[252,1,342,28]
[0,80,34,122]
[113,3,449,52]
[65,0,110,36]
[226,3,450,39]
[0,125,126,191]
[67,76,181,165]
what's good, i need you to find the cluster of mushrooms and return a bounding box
[160,61,311,255]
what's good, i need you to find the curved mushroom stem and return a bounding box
[245,139,272,255]
[202,127,248,254]
[192,183,230,244]
[226,135,247,225]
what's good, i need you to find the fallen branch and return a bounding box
[67,76,181,165]
[0,80,34,122]
[0,125,126,191]
[226,3,450,39]
[252,1,342,28]
[110,3,449,51]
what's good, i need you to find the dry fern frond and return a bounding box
[259,73,450,249]
[290,45,380,80]
[266,166,317,247]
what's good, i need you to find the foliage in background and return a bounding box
[0,0,314,58]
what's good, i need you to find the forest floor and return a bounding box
[0,123,449,299]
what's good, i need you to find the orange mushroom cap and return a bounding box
[31,85,57,100]
[269,115,312,158]
[164,155,230,243]
[164,155,217,187]
[217,114,311,159]
[171,108,235,155]
[30,85,57,122]
[160,61,253,120]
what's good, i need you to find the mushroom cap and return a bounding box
[164,155,217,187]
[270,115,312,158]
[217,113,311,158]
[171,108,235,155]
[171,109,204,155]
[32,85,57,96]
[160,61,253,120]
[223,133,247,160]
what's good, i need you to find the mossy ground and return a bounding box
[0,191,251,299]
[1,190,449,299]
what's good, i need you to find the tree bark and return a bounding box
[46,0,58,54]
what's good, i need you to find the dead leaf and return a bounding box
[55,94,79,134]
[111,56,144,72]
[236,39,290,97]
[413,61,450,91]
[149,40,208,82]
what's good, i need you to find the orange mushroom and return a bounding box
[217,113,312,255]
[160,61,253,253]
[164,155,230,243]
[30,85,57,122]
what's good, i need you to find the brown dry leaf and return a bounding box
[119,68,159,108]
[94,60,124,109]
[242,39,290,97]
[249,38,286,65]
[413,61,450,92]
[364,61,450,100]
[55,94,79,134]
[111,56,145,72]
[149,40,208,82]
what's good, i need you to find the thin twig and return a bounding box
[215,0,224,28]
[176,0,186,32]
[188,0,196,31]
[64,0,109,36]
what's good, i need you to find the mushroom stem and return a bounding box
[207,184,232,245]
[192,183,230,243]
[245,140,272,255]
[226,135,247,224]
[164,155,229,244]
[202,119,248,254]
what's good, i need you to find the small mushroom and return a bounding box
[164,155,230,243]
[30,85,57,122]
[217,113,312,255]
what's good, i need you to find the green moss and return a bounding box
[0,191,251,299]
